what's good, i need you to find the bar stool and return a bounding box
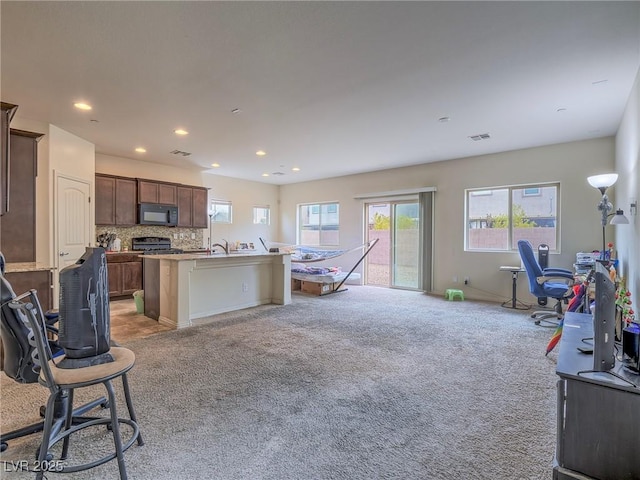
[8,291,143,480]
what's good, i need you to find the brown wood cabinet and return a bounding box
[177,186,208,228]
[192,187,208,228]
[4,270,53,312]
[0,129,44,263]
[177,186,193,227]
[95,175,115,225]
[106,253,142,298]
[1,102,18,216]
[95,174,207,228]
[95,174,137,226]
[138,179,177,205]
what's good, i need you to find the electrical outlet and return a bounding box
[453,276,458,283]
[464,277,470,285]
[173,233,178,240]
[179,233,185,239]
[191,233,195,239]
[242,282,248,292]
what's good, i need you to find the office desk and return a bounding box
[499,266,530,310]
[554,312,640,480]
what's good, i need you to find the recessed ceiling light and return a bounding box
[211,163,220,168]
[292,167,300,172]
[262,173,270,177]
[135,147,147,153]
[174,129,189,136]
[256,150,267,156]
[74,102,92,111]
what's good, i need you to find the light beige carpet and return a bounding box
[1,286,558,479]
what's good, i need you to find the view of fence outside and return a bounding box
[468,227,557,250]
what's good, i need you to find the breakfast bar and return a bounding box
[142,251,291,329]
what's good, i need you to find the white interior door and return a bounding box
[56,174,91,270]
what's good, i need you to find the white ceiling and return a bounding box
[2,1,639,185]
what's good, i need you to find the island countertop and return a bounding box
[142,251,291,328]
[141,251,288,261]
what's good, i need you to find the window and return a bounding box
[210,200,232,223]
[298,202,339,246]
[466,183,559,252]
[253,206,270,225]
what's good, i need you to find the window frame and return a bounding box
[252,205,270,225]
[465,182,560,253]
[297,201,340,246]
[209,199,232,224]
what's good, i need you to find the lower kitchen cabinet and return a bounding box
[106,254,142,298]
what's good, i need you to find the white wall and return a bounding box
[280,137,615,302]
[615,67,640,305]
[96,154,202,186]
[200,174,279,252]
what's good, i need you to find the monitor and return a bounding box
[592,262,616,372]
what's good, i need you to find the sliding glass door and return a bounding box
[365,200,420,289]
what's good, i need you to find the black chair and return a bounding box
[4,284,143,479]
[517,239,575,326]
[1,255,143,478]
[0,272,108,454]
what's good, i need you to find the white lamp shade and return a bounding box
[587,173,618,189]
[610,209,629,225]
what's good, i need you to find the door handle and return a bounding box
[59,252,70,257]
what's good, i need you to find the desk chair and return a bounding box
[517,240,575,327]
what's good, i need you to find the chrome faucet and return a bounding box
[211,239,229,254]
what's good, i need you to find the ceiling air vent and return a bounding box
[469,133,491,141]
[271,172,285,176]
[170,149,192,157]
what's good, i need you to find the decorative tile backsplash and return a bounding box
[95,226,205,251]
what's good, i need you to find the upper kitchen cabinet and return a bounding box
[177,186,208,228]
[95,174,136,225]
[0,129,44,262]
[1,102,18,217]
[138,179,177,205]
[192,187,208,228]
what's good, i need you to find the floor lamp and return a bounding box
[587,173,629,260]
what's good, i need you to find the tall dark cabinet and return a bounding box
[0,129,44,262]
[1,102,18,217]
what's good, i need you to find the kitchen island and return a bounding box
[142,251,291,329]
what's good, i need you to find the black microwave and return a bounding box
[138,203,178,226]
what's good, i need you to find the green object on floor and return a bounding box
[445,289,464,301]
[133,290,144,313]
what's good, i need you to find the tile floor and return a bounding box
[109,298,172,343]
